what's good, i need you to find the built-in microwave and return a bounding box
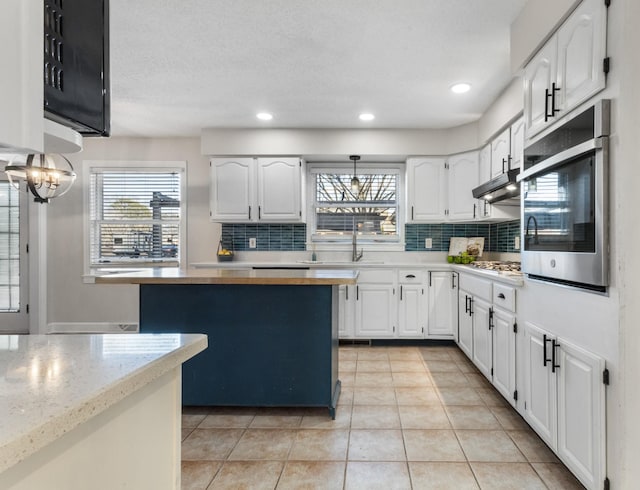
[518,99,610,292]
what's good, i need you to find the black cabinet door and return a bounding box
[44,0,110,136]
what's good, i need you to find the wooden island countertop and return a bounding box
[95,267,358,286]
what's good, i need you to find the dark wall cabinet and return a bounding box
[44,0,110,136]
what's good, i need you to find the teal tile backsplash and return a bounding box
[221,220,520,253]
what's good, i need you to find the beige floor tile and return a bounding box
[420,348,454,361]
[199,409,256,429]
[357,359,391,372]
[348,429,406,461]
[398,405,451,429]
[423,360,463,373]
[470,462,547,490]
[228,429,296,460]
[455,360,481,373]
[181,461,221,490]
[249,413,302,429]
[408,462,480,489]
[437,387,485,406]
[351,404,401,429]
[531,462,586,489]
[338,385,354,405]
[457,430,526,462]
[182,428,244,461]
[475,387,510,407]
[339,349,359,361]
[301,406,352,429]
[277,461,346,490]
[356,349,389,361]
[345,461,411,489]
[445,405,501,430]
[353,386,397,405]
[387,348,423,361]
[507,430,559,462]
[431,372,472,388]
[490,406,530,430]
[447,350,471,362]
[390,360,427,372]
[465,372,492,388]
[403,429,466,462]
[355,371,394,386]
[395,386,441,405]
[182,407,211,428]
[392,372,433,387]
[207,461,284,490]
[289,429,350,461]
[182,427,195,442]
[340,359,357,372]
[339,372,356,387]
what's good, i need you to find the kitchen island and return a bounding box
[97,268,358,418]
[0,333,207,490]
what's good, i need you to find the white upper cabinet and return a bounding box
[524,0,608,139]
[509,117,525,172]
[490,127,511,179]
[448,151,480,221]
[257,158,302,221]
[478,144,492,184]
[210,157,303,223]
[0,0,43,152]
[406,157,448,222]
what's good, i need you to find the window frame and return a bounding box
[83,160,187,274]
[306,162,405,252]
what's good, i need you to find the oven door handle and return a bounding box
[518,138,604,182]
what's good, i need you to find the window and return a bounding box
[0,181,21,311]
[308,163,403,249]
[86,162,186,269]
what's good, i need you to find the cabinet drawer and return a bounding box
[398,270,425,284]
[458,273,492,301]
[493,283,516,312]
[357,269,395,284]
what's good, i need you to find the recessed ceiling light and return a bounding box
[450,83,471,94]
[359,113,375,121]
[256,112,273,121]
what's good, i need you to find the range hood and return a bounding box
[472,168,520,204]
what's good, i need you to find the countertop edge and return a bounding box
[0,334,207,473]
[451,264,524,286]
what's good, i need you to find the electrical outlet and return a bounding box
[425,238,433,249]
[249,237,257,249]
[514,236,520,250]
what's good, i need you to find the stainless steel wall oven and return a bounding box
[519,99,610,292]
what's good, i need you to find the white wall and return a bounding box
[46,137,216,324]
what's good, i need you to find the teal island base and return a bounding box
[139,283,340,418]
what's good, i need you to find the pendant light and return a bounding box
[350,155,361,193]
[4,153,76,203]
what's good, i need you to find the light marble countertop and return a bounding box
[0,333,207,473]
[95,267,359,285]
[451,264,524,286]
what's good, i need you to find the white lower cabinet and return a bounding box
[522,321,606,490]
[471,297,492,379]
[398,270,426,338]
[338,284,355,339]
[427,271,457,338]
[491,307,517,407]
[457,291,473,358]
[354,270,396,338]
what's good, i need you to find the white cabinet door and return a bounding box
[524,40,557,138]
[338,284,355,339]
[0,0,43,152]
[471,297,492,380]
[492,307,517,407]
[522,322,557,449]
[457,291,473,358]
[556,0,607,115]
[398,284,425,338]
[406,158,447,222]
[490,128,511,179]
[355,284,396,338]
[210,158,255,222]
[447,151,479,221]
[478,144,492,184]
[257,158,302,221]
[427,271,455,338]
[509,117,525,172]
[556,340,606,490]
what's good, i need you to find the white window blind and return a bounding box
[89,167,183,266]
[0,182,20,311]
[311,170,400,241]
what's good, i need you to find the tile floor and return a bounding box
[181,345,585,489]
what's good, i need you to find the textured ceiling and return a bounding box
[109,0,528,137]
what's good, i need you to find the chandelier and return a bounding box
[4,153,76,203]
